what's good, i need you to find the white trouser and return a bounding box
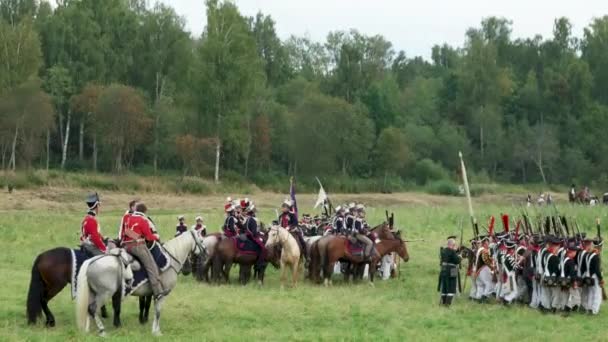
[550,287,561,309]
[475,266,494,298]
[469,274,478,299]
[586,276,602,314]
[530,279,540,309]
[567,287,581,309]
[380,254,392,280]
[554,289,569,310]
[502,274,518,302]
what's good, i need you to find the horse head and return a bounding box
[394,230,409,262]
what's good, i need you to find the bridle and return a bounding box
[165,230,207,274]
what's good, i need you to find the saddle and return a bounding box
[126,241,171,293]
[345,237,364,256]
[232,236,260,255]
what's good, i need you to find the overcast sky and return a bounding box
[161,0,607,59]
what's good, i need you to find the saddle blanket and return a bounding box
[70,249,90,299]
[345,238,364,256]
[233,236,261,255]
[128,241,171,293]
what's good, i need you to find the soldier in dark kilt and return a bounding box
[438,236,462,307]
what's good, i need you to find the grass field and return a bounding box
[0,189,606,341]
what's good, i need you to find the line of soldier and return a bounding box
[461,214,604,315]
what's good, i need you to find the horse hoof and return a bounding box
[368,282,375,287]
[45,320,55,328]
[113,321,122,328]
[153,331,163,337]
[98,330,106,338]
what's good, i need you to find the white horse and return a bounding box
[76,229,206,336]
[266,226,301,288]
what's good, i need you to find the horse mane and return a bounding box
[162,230,195,263]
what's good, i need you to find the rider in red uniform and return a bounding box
[122,202,169,300]
[117,199,138,242]
[80,192,106,256]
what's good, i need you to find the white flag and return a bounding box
[314,185,327,209]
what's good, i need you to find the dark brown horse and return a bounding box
[26,247,114,327]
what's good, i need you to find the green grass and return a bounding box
[0,195,606,341]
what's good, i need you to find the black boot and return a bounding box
[445,296,453,307]
[440,295,446,305]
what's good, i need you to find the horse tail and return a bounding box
[26,254,44,325]
[75,259,92,332]
[212,251,222,283]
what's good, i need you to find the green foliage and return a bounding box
[414,159,449,185]
[3,2,608,189]
[425,179,460,196]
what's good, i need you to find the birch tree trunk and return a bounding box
[9,126,18,171]
[92,134,97,172]
[61,111,71,169]
[214,140,220,183]
[244,115,251,177]
[78,120,84,162]
[46,129,50,171]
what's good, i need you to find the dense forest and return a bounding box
[2,0,608,189]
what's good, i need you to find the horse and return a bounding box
[75,229,206,336]
[193,233,222,282]
[26,247,110,327]
[211,234,267,285]
[266,226,301,288]
[321,231,408,286]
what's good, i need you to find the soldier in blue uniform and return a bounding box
[175,215,188,236]
[278,199,306,258]
[243,204,266,269]
[331,206,346,235]
[223,203,237,238]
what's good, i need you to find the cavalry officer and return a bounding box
[279,199,306,256]
[122,202,169,300]
[438,236,461,307]
[244,204,266,268]
[80,192,106,256]
[331,206,346,235]
[223,203,238,238]
[117,199,137,242]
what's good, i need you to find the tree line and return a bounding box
[2,0,608,188]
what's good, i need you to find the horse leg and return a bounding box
[280,260,287,289]
[88,295,107,337]
[152,296,166,336]
[112,291,122,328]
[100,305,108,318]
[144,295,152,323]
[138,296,145,324]
[292,259,300,288]
[41,283,64,327]
[224,260,233,284]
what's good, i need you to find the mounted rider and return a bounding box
[223,201,238,238]
[192,216,206,237]
[80,192,106,256]
[278,199,306,256]
[331,206,346,235]
[117,199,138,243]
[353,204,374,260]
[242,203,266,269]
[175,215,188,237]
[122,202,169,300]
[345,203,356,232]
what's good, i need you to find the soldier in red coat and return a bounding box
[80,192,106,256]
[122,202,169,300]
[117,199,138,242]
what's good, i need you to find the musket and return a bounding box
[459,152,477,239]
[597,218,602,240]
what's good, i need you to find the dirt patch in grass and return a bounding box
[0,186,547,212]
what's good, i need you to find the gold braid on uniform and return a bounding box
[481,250,493,270]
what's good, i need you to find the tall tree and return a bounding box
[194,0,263,182]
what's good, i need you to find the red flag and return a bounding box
[515,220,521,238]
[502,214,509,232]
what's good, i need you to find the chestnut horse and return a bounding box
[321,231,409,286]
[212,236,268,285]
